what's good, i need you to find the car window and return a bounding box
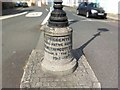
[84,2,88,6]
[79,3,84,7]
[79,2,88,7]
[88,3,99,8]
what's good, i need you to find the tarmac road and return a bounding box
[2,6,48,88]
[65,7,118,88]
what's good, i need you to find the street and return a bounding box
[2,6,48,88]
[66,7,118,88]
[2,6,118,88]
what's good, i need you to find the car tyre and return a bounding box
[77,10,79,15]
[86,12,90,18]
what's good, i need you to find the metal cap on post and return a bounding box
[48,0,69,27]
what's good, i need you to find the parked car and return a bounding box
[15,2,23,7]
[76,2,107,19]
[22,2,28,7]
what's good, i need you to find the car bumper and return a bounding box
[90,13,107,18]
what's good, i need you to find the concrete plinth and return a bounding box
[41,26,77,76]
[20,49,101,88]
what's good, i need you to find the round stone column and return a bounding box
[41,0,77,76]
[41,26,77,75]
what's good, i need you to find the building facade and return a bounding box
[61,0,120,14]
[99,0,120,14]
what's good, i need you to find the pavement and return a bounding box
[107,13,120,21]
[20,30,101,88]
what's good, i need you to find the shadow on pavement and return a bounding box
[72,28,109,61]
[2,8,34,16]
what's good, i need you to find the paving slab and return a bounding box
[107,13,120,21]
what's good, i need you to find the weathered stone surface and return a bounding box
[20,49,101,88]
[41,26,77,76]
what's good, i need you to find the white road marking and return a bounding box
[41,11,51,25]
[0,12,28,20]
[81,19,115,22]
[68,19,78,24]
[46,9,49,11]
[68,19,75,22]
[73,14,115,23]
[25,12,43,17]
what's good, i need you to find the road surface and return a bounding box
[2,6,49,88]
[65,7,118,88]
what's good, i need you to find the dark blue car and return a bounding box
[15,2,23,7]
[76,2,107,19]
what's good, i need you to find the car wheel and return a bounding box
[86,12,90,18]
[76,10,79,15]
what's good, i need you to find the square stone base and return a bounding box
[20,50,101,88]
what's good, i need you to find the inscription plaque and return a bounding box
[44,32,72,60]
[41,26,77,76]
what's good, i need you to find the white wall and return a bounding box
[45,0,53,5]
[62,0,68,6]
[88,0,96,2]
[119,1,120,14]
[41,0,45,4]
[62,0,75,7]
[63,0,71,6]
[45,0,48,5]
[99,0,120,14]
[37,0,41,7]
[45,0,120,14]
[87,0,120,14]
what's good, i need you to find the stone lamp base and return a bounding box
[41,26,77,76]
[41,57,77,76]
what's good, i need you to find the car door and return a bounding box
[78,3,85,15]
[82,2,88,15]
